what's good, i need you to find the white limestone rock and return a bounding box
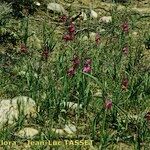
[63,102,82,110]
[80,12,87,21]
[12,96,36,117]
[89,32,96,41]
[52,128,65,135]
[64,124,76,134]
[47,3,68,15]
[0,96,36,128]
[93,89,102,97]
[34,2,40,6]
[15,127,39,138]
[99,16,112,23]
[82,35,88,41]
[90,10,98,19]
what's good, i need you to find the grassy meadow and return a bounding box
[0,0,150,149]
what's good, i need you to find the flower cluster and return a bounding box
[83,59,92,73]
[63,22,76,42]
[59,15,67,23]
[63,33,75,42]
[67,67,76,77]
[72,56,80,69]
[67,56,80,77]
[67,57,92,77]
[121,22,129,33]
[95,33,100,45]
[104,99,112,110]
[60,15,76,42]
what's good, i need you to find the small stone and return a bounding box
[100,29,106,33]
[0,99,18,125]
[89,32,96,41]
[63,102,82,110]
[82,36,88,41]
[132,7,150,14]
[80,12,87,21]
[0,96,36,128]
[52,128,65,135]
[64,124,76,134]
[12,96,36,117]
[47,3,68,15]
[34,2,40,6]
[93,89,102,97]
[15,127,39,138]
[90,10,98,19]
[99,16,112,23]
[132,31,138,37]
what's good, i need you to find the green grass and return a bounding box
[0,0,150,149]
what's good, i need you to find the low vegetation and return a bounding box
[0,0,150,149]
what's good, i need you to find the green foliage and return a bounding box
[2,0,37,18]
[0,2,12,26]
[0,2,18,45]
[144,35,150,49]
[0,1,150,149]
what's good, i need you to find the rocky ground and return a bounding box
[0,0,150,149]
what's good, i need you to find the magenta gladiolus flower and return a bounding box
[121,22,129,33]
[63,34,74,42]
[72,56,80,69]
[68,23,75,34]
[83,65,91,73]
[60,15,67,22]
[95,33,100,45]
[67,67,75,77]
[83,58,92,73]
[85,59,92,65]
[105,100,112,110]
[63,22,76,42]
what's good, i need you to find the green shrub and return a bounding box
[0,2,12,26]
[144,35,150,49]
[2,0,37,18]
[0,2,18,45]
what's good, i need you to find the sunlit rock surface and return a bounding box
[15,127,39,138]
[0,96,36,128]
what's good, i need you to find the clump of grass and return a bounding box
[144,34,150,49]
[0,1,150,149]
[0,2,12,25]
